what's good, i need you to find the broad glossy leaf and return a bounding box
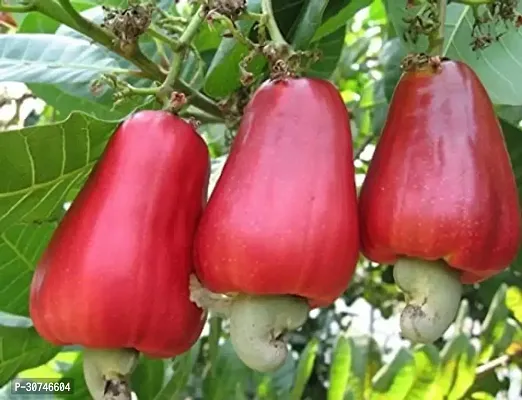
[29,83,132,121]
[500,119,522,272]
[0,223,56,316]
[387,0,522,105]
[0,31,142,120]
[369,0,388,26]
[380,37,407,101]
[56,354,88,399]
[203,340,252,400]
[470,388,505,399]
[506,286,522,324]
[203,0,264,98]
[327,336,352,400]
[0,112,117,232]
[404,345,442,400]
[446,339,478,399]
[306,25,347,79]
[0,325,59,386]
[386,0,428,49]
[18,14,61,34]
[132,357,165,400]
[496,105,522,125]
[468,370,509,398]
[291,0,328,50]
[371,348,415,400]
[0,34,124,86]
[154,341,201,400]
[438,334,477,397]
[206,316,222,372]
[290,338,318,400]
[273,0,307,39]
[313,0,373,41]
[17,0,95,34]
[28,7,160,120]
[349,336,382,400]
[193,24,225,52]
[443,3,522,105]
[478,285,516,364]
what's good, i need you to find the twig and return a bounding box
[475,347,522,379]
[146,25,179,48]
[0,1,35,12]
[157,5,206,106]
[261,0,287,45]
[216,14,257,48]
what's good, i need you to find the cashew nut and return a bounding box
[83,348,139,400]
[393,257,462,343]
[229,294,309,372]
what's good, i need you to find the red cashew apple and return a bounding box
[30,111,210,399]
[191,78,360,372]
[358,58,521,344]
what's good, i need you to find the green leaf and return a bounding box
[273,0,307,40]
[0,325,59,386]
[506,286,522,324]
[369,0,388,27]
[204,0,319,97]
[0,34,125,86]
[204,340,252,400]
[259,350,296,398]
[380,37,407,101]
[312,0,373,42]
[443,3,522,105]
[327,336,352,400]
[499,119,522,271]
[306,25,347,79]
[29,83,132,122]
[404,345,442,400]
[371,348,415,400]
[0,112,118,233]
[290,338,318,400]
[446,341,478,399]
[25,7,159,120]
[387,0,522,105]
[439,334,478,398]
[193,23,225,52]
[385,0,427,53]
[206,316,222,374]
[0,223,56,316]
[132,357,165,400]
[468,372,509,398]
[18,14,60,34]
[478,285,510,362]
[17,0,95,34]
[291,0,329,50]
[57,353,89,400]
[349,336,382,399]
[496,105,522,125]
[203,0,264,98]
[154,341,201,400]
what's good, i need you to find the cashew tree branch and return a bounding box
[1,0,223,118]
